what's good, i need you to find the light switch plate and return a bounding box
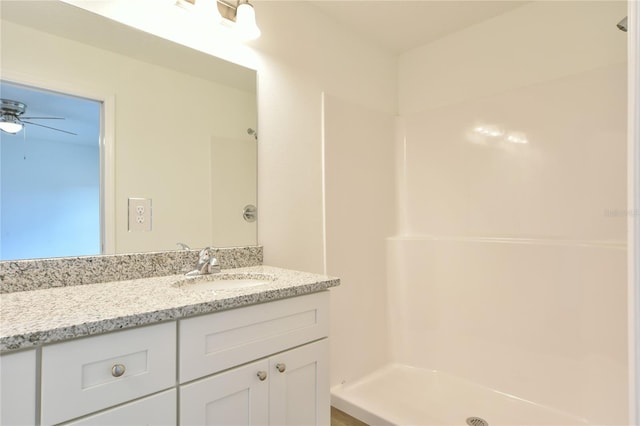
[128,198,152,232]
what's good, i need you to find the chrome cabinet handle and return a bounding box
[257,371,267,381]
[111,364,126,378]
[275,363,286,373]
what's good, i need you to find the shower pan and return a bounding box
[327,1,631,424]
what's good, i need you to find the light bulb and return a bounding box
[0,117,23,134]
[235,2,261,40]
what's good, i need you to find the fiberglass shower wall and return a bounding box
[388,1,628,424]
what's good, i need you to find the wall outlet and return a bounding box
[128,198,152,232]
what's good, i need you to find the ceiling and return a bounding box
[308,0,529,54]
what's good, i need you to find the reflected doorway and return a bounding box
[0,81,102,260]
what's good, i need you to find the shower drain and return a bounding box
[466,417,489,426]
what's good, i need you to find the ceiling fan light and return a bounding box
[235,2,261,40]
[0,116,23,134]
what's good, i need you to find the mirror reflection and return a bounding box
[1,81,102,260]
[0,1,258,261]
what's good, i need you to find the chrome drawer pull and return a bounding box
[257,371,267,381]
[111,364,126,378]
[275,363,286,373]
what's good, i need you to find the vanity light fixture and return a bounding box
[234,0,261,41]
[177,0,261,40]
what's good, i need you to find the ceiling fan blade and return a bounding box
[20,116,65,120]
[21,120,77,136]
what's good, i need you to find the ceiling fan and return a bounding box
[0,98,77,136]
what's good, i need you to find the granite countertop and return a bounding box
[0,265,340,352]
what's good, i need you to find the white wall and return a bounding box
[399,1,627,115]
[393,1,628,423]
[324,94,396,386]
[253,1,397,273]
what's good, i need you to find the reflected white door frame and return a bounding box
[628,1,639,424]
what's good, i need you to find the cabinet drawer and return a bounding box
[62,389,176,426]
[41,321,176,425]
[179,291,329,383]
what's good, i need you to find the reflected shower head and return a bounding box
[617,16,627,32]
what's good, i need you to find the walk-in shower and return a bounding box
[329,1,629,424]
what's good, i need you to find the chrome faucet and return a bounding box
[186,248,221,276]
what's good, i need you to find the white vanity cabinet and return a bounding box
[0,349,36,425]
[0,289,332,426]
[180,340,328,426]
[40,321,176,425]
[179,291,330,426]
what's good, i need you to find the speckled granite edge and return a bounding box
[0,265,340,352]
[0,284,340,352]
[0,246,263,293]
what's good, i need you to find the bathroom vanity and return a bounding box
[0,248,339,425]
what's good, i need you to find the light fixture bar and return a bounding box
[217,0,238,21]
[178,0,255,22]
[182,0,240,22]
[177,0,261,39]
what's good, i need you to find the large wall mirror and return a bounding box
[0,0,258,261]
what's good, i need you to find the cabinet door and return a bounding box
[62,389,176,425]
[269,339,329,426]
[0,350,36,425]
[180,359,269,426]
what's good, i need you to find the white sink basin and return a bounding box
[173,273,274,292]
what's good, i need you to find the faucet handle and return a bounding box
[198,248,210,262]
[208,257,221,273]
